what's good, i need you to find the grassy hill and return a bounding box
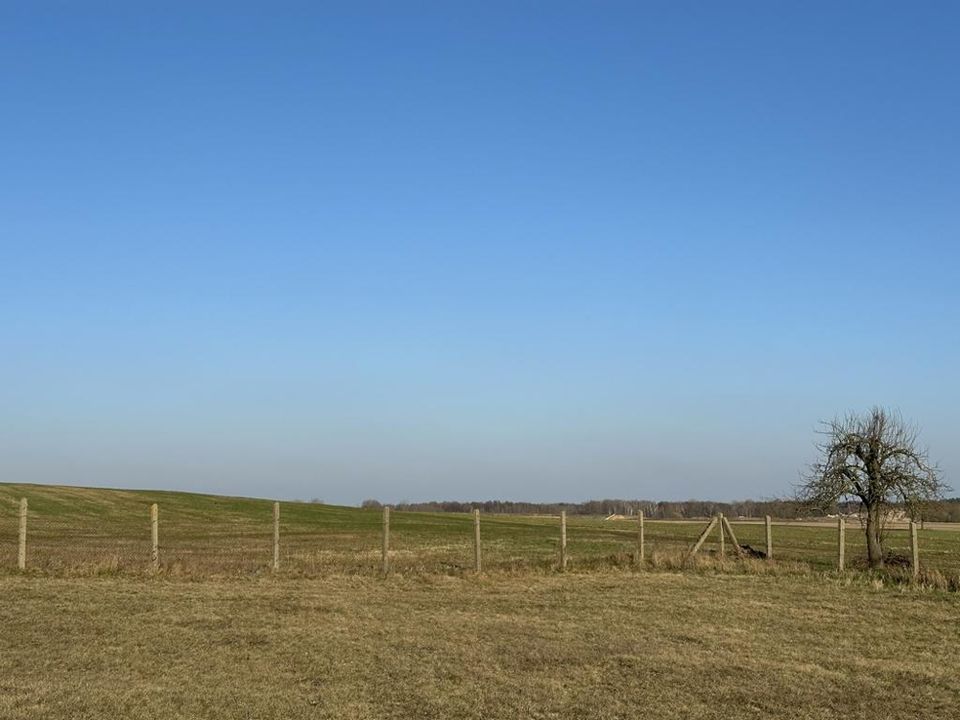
[0,482,648,574]
[2,482,959,576]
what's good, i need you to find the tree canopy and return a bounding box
[798,407,946,566]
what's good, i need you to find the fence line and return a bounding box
[2,496,941,579]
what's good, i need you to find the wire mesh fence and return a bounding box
[2,490,958,578]
[0,494,18,569]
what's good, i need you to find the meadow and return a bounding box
[3,572,959,719]
[3,483,960,719]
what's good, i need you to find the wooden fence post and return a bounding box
[837,516,845,572]
[273,502,280,572]
[18,498,27,570]
[720,514,744,557]
[635,510,645,564]
[686,516,719,563]
[559,511,567,571]
[718,513,725,556]
[910,520,919,578]
[381,506,390,575]
[473,509,481,573]
[765,515,773,560]
[150,503,159,571]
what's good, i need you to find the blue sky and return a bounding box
[2,2,958,504]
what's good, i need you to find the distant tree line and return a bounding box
[371,497,960,521]
[922,499,960,522]
[381,498,800,518]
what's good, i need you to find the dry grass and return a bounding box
[1,572,958,719]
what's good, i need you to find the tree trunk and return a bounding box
[865,504,884,568]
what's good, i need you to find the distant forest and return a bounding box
[369,497,960,522]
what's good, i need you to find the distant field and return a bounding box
[2,483,960,576]
[2,572,959,719]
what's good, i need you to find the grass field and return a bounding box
[2,483,960,577]
[2,572,959,719]
[4,484,960,718]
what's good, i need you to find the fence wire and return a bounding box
[1,491,956,577]
[0,494,18,569]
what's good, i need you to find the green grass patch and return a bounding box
[2,483,960,580]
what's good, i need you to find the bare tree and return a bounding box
[798,407,946,568]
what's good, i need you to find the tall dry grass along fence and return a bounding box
[1,485,956,581]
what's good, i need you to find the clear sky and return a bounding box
[2,2,957,505]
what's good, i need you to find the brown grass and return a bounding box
[1,571,958,719]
